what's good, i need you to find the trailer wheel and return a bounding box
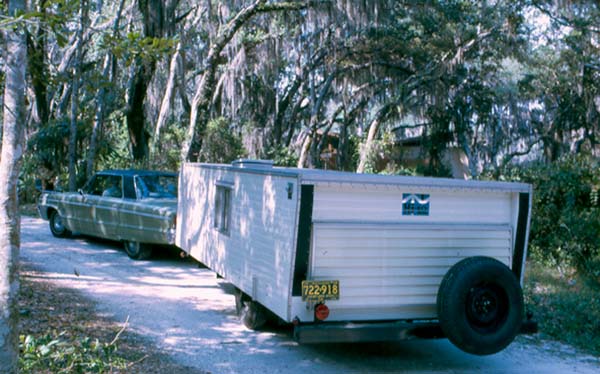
[240,300,268,330]
[49,210,71,238]
[123,241,153,260]
[437,256,523,355]
[233,288,248,315]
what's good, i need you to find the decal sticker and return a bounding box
[402,193,430,216]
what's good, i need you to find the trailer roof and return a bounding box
[187,161,531,193]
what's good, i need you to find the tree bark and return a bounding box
[87,0,126,178]
[0,0,27,372]
[152,39,182,157]
[356,105,392,173]
[126,0,180,163]
[297,70,336,168]
[68,0,88,191]
[26,5,49,126]
[182,0,266,162]
[181,0,317,162]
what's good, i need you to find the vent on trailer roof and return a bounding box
[231,159,274,169]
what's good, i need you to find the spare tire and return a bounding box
[437,256,523,355]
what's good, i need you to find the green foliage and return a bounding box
[496,155,600,282]
[106,33,176,67]
[198,117,246,163]
[265,145,298,167]
[152,123,187,171]
[358,130,398,174]
[524,262,600,356]
[19,332,128,373]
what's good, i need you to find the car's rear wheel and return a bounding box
[123,240,153,260]
[49,210,71,238]
[437,256,524,355]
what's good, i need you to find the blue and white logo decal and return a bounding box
[402,193,430,216]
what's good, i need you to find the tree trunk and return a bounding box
[87,0,126,178]
[356,104,392,173]
[126,61,153,163]
[126,0,180,163]
[356,117,381,173]
[182,0,267,162]
[297,70,336,168]
[0,0,27,372]
[152,40,182,158]
[297,129,315,168]
[181,0,315,162]
[68,1,88,191]
[26,8,49,126]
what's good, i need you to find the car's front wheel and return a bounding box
[123,240,153,260]
[49,210,71,238]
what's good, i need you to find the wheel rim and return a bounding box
[52,214,65,234]
[466,282,508,332]
[125,241,139,256]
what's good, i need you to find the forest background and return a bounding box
[2,0,597,280]
[1,0,600,370]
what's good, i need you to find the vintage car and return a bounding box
[38,170,178,260]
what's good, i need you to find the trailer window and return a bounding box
[214,185,232,234]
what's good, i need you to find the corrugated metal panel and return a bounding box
[310,223,512,321]
[312,185,512,224]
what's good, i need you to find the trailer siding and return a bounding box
[177,162,531,327]
[307,183,514,322]
[176,164,299,320]
[311,184,512,224]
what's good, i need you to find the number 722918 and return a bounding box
[301,280,339,302]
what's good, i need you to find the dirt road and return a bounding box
[20,217,599,373]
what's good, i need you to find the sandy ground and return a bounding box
[20,217,600,374]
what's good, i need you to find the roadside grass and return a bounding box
[18,264,206,374]
[523,260,600,356]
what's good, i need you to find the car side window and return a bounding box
[85,176,103,196]
[86,175,122,198]
[101,176,123,198]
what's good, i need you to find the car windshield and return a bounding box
[135,174,178,199]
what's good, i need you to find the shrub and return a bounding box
[524,262,600,355]
[198,117,247,163]
[20,332,128,373]
[495,155,600,282]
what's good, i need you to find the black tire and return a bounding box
[240,300,268,330]
[437,256,524,356]
[123,240,153,260]
[49,210,71,238]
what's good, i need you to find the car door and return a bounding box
[116,174,176,244]
[53,191,89,234]
[58,174,108,235]
[92,174,122,238]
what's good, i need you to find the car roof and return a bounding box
[96,169,177,177]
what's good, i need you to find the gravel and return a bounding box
[20,217,600,373]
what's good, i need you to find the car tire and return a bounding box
[437,256,524,356]
[123,240,153,260]
[240,300,268,330]
[49,210,71,238]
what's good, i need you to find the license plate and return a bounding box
[301,280,339,302]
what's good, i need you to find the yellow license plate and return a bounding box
[301,280,339,302]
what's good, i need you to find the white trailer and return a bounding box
[176,159,536,355]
